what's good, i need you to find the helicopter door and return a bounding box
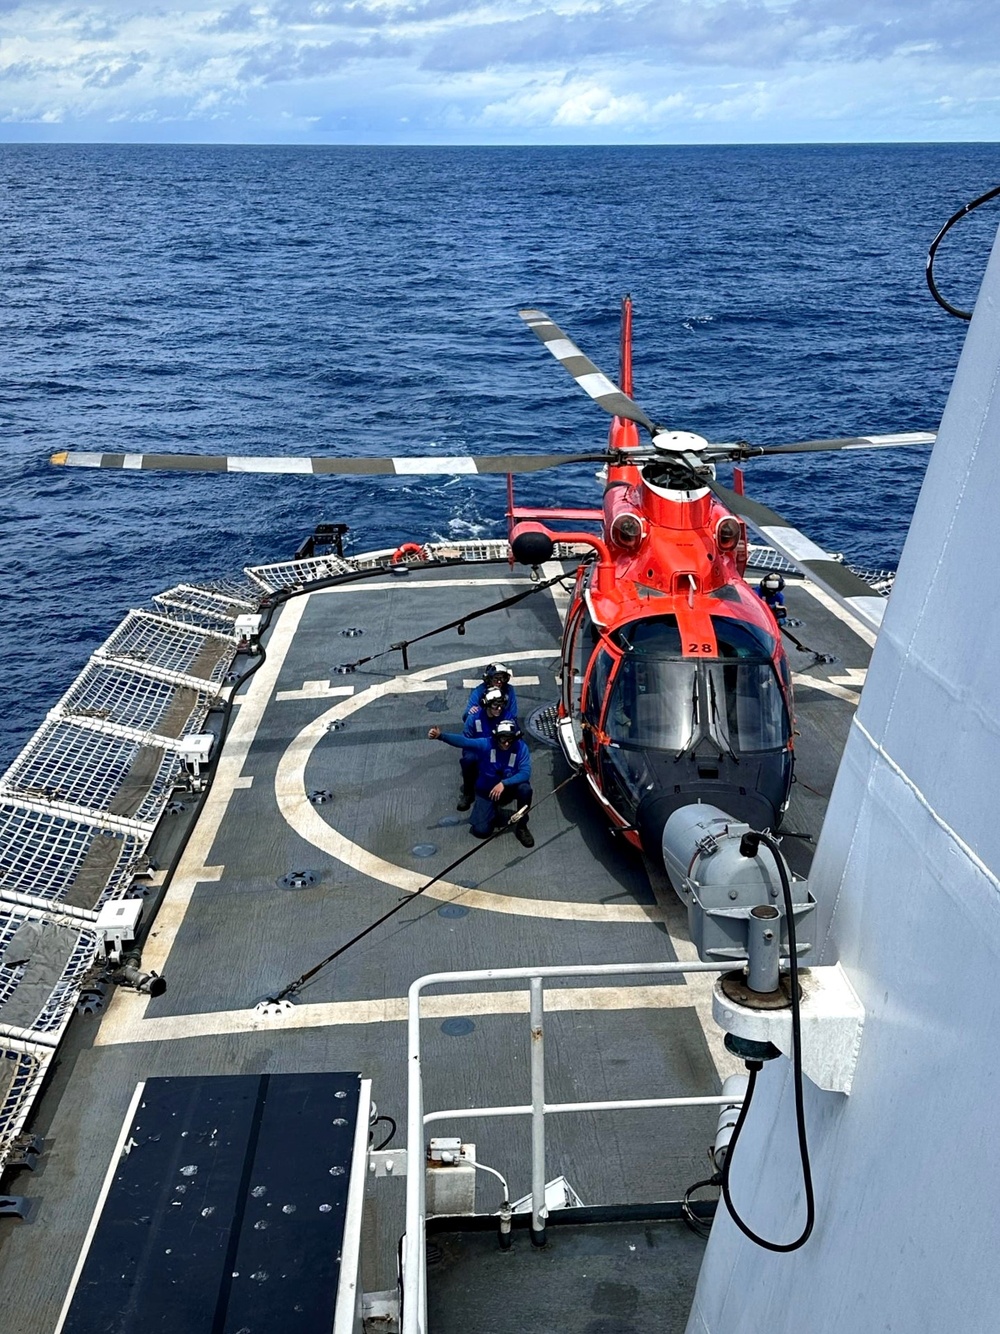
[561,600,601,752]
[581,646,616,766]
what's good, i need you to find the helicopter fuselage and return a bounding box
[512,448,795,857]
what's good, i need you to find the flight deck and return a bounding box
[0,547,875,1333]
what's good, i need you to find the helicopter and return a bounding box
[50,299,935,857]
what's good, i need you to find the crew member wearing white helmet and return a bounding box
[428,719,534,847]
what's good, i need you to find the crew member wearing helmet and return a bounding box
[756,571,787,624]
[456,686,508,811]
[463,663,518,722]
[428,719,534,847]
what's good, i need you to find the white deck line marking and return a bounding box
[98,597,310,1042]
[234,776,253,790]
[792,672,862,704]
[276,681,357,701]
[797,579,879,647]
[275,650,665,924]
[53,1080,148,1332]
[313,579,532,592]
[461,676,540,688]
[540,559,571,628]
[94,984,700,1046]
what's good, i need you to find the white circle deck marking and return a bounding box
[274,650,666,923]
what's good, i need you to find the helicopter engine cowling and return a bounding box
[603,485,647,552]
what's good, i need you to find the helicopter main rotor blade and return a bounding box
[714,430,936,460]
[519,308,661,436]
[708,478,887,633]
[50,450,608,476]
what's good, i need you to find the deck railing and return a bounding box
[402,961,737,1334]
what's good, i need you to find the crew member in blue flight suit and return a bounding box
[428,719,534,847]
[756,571,787,624]
[456,686,508,811]
[463,663,518,722]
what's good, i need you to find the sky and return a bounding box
[1,0,999,144]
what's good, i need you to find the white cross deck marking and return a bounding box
[276,681,357,701]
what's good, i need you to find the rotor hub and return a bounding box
[651,430,710,455]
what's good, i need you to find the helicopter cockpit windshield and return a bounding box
[605,617,789,757]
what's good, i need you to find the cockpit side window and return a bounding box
[563,596,603,747]
[584,647,615,727]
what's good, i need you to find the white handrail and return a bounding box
[402,959,730,1334]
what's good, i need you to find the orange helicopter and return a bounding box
[50,299,934,855]
[505,298,935,852]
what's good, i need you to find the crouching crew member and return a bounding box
[464,663,518,721]
[457,686,508,811]
[756,571,787,624]
[428,719,534,847]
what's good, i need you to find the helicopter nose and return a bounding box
[635,787,778,863]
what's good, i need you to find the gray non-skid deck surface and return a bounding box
[0,564,871,1333]
[428,1218,709,1334]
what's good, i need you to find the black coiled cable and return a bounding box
[719,831,815,1252]
[926,183,1000,320]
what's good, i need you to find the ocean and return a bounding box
[1,142,998,767]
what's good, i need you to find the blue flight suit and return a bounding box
[437,732,532,837]
[459,706,500,798]
[756,580,787,623]
[463,682,518,722]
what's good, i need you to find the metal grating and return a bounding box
[153,583,259,632]
[98,611,236,682]
[0,804,144,911]
[0,574,252,1170]
[245,552,355,592]
[2,721,180,827]
[0,1046,52,1175]
[244,539,595,593]
[200,576,261,602]
[525,702,560,749]
[744,545,799,575]
[849,567,895,595]
[55,662,213,739]
[0,908,100,1037]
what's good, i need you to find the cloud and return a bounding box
[201,3,263,33]
[82,51,146,86]
[238,33,409,81]
[1,0,1000,140]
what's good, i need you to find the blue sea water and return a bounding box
[1,142,998,768]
